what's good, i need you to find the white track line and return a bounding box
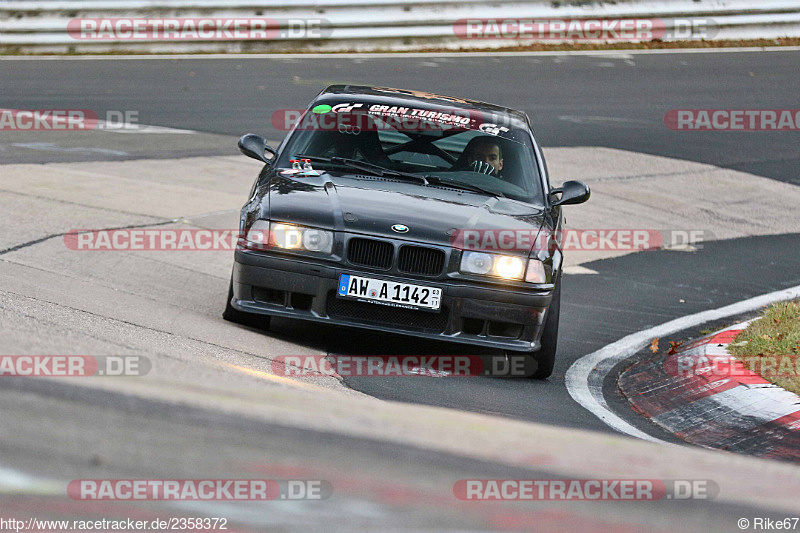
[0,466,61,496]
[95,120,197,134]
[1,47,800,60]
[563,265,599,275]
[565,284,800,444]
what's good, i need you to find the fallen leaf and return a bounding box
[668,341,684,355]
[650,338,659,354]
[760,335,773,341]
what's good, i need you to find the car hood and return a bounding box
[267,173,546,248]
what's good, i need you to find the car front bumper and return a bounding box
[231,249,555,352]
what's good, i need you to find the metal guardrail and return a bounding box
[1,0,799,53]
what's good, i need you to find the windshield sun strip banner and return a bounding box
[273,102,521,138]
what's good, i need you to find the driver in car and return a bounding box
[464,136,504,177]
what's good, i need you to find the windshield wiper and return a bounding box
[425,176,506,198]
[292,155,502,196]
[293,155,428,184]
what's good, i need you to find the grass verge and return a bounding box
[728,300,800,395]
[1,38,800,55]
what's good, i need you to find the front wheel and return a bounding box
[223,276,271,330]
[508,276,561,379]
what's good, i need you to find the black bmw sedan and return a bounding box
[224,85,589,379]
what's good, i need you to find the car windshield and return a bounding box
[276,103,545,204]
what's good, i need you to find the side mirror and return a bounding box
[550,180,590,206]
[238,134,277,164]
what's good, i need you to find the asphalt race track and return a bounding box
[2,50,800,530]
[2,50,799,185]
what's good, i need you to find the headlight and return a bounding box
[271,223,304,250]
[270,222,334,254]
[302,228,334,253]
[245,220,334,254]
[461,251,493,275]
[460,251,526,281]
[495,256,526,279]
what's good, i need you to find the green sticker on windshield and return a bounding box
[312,104,332,114]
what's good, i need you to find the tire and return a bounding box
[223,277,271,330]
[508,275,561,380]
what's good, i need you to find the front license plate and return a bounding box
[337,274,442,312]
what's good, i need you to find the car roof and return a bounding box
[315,85,530,126]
